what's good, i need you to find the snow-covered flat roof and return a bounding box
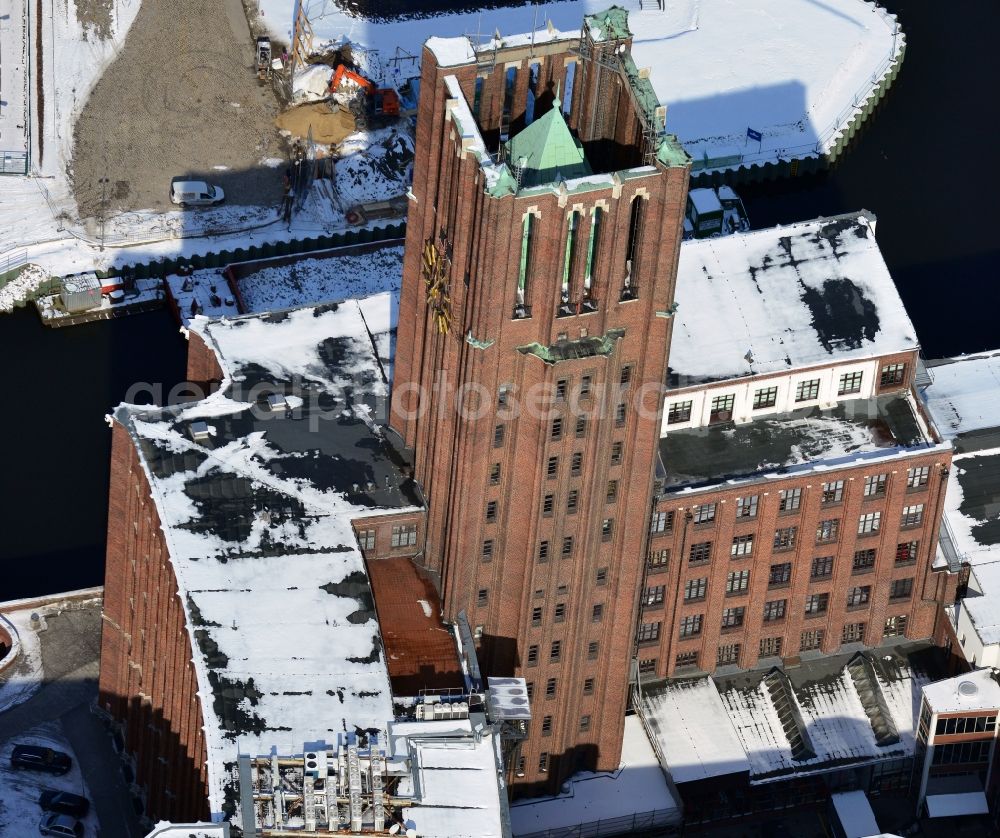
[257,0,901,174]
[639,677,750,783]
[710,647,932,783]
[921,668,1000,715]
[924,352,1000,444]
[925,791,990,818]
[144,824,230,838]
[659,393,935,493]
[941,448,1000,568]
[116,300,423,816]
[922,351,1000,640]
[398,724,508,838]
[670,213,918,385]
[509,715,681,835]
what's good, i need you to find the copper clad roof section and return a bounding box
[366,557,464,696]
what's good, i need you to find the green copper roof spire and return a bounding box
[503,94,591,189]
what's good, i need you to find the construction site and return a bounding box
[68,0,417,226]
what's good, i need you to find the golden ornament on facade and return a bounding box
[421,238,453,335]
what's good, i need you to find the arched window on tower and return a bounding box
[583,206,603,311]
[623,196,645,301]
[516,213,535,319]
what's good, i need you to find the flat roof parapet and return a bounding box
[660,393,938,493]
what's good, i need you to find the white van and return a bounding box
[170,180,225,206]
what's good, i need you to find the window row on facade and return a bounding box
[356,523,417,554]
[651,471,932,536]
[664,362,909,428]
[639,614,911,674]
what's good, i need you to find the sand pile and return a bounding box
[276,103,357,145]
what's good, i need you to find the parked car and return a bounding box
[11,745,72,775]
[170,179,225,206]
[39,790,89,818]
[38,813,84,836]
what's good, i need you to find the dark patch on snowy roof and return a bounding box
[139,439,209,479]
[178,471,309,548]
[320,571,377,625]
[799,277,880,353]
[208,672,271,739]
[660,395,927,491]
[670,212,917,386]
[954,452,1000,548]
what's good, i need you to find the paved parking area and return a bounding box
[0,601,143,838]
[71,0,285,217]
[0,720,99,837]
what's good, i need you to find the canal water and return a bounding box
[740,0,1000,359]
[0,307,187,598]
[1,0,996,599]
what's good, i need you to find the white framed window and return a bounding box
[726,570,750,594]
[821,480,845,504]
[779,487,802,512]
[858,511,881,534]
[667,400,693,424]
[863,473,888,497]
[753,386,779,409]
[736,495,759,519]
[838,371,863,395]
[901,504,924,528]
[907,466,930,489]
[795,379,820,402]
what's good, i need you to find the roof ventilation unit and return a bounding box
[266,393,289,412]
[189,421,212,442]
[304,748,328,779]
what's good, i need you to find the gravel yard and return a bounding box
[71,0,286,218]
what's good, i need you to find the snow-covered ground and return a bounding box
[0,0,30,168]
[0,607,44,715]
[258,0,902,168]
[0,0,412,308]
[239,245,403,311]
[0,721,98,837]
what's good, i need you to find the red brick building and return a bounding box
[391,8,690,790]
[98,302,430,824]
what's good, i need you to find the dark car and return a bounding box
[39,790,89,818]
[38,813,84,837]
[10,745,72,775]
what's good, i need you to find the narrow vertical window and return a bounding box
[517,214,534,317]
[525,62,540,124]
[501,66,517,140]
[473,76,484,119]
[562,211,580,305]
[562,61,576,116]
[584,206,602,302]
[624,197,644,299]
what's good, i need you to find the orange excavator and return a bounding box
[330,65,400,117]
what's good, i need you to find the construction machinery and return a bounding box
[330,65,400,118]
[256,37,272,82]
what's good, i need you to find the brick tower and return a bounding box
[392,9,690,791]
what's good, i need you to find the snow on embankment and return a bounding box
[256,0,903,176]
